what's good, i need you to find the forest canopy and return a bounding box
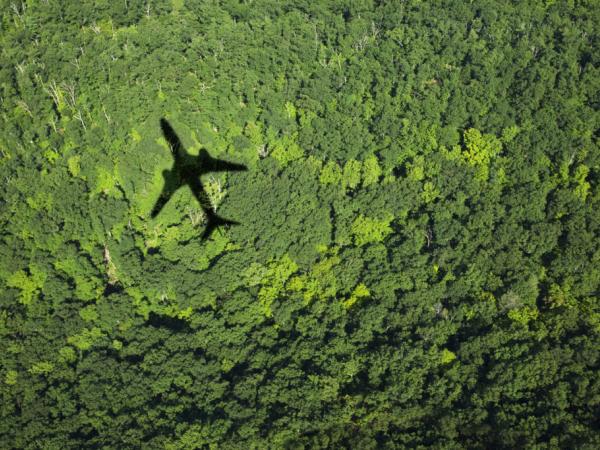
[1,0,599,448]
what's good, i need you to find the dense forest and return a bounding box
[1,0,599,448]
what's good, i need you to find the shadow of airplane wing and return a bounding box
[198,149,248,173]
[150,187,170,218]
[150,170,176,219]
[210,159,248,172]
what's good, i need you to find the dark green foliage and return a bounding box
[1,0,599,448]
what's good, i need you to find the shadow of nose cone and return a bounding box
[160,118,181,150]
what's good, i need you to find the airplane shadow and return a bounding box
[151,118,247,241]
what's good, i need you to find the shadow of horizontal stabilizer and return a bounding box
[201,214,240,240]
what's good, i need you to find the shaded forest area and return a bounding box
[1,0,599,448]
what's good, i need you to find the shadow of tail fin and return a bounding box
[201,214,240,240]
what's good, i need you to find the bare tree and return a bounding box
[48,117,57,133]
[44,80,63,107]
[62,82,76,108]
[74,110,86,131]
[186,207,206,227]
[103,245,118,285]
[102,105,112,124]
[206,175,225,211]
[16,100,32,117]
[371,21,380,40]
[257,144,268,159]
[424,228,433,248]
[11,2,24,21]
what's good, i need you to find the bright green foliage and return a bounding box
[54,258,103,301]
[79,305,98,322]
[501,125,520,143]
[244,121,263,148]
[67,155,82,177]
[462,128,502,181]
[422,181,440,203]
[269,132,304,167]
[343,283,371,309]
[407,155,425,181]
[4,370,17,385]
[58,347,77,364]
[440,349,457,364]
[130,129,142,143]
[319,160,343,185]
[362,155,382,187]
[342,159,362,191]
[6,265,46,305]
[320,156,381,188]
[508,306,539,326]
[128,285,196,322]
[67,327,105,352]
[91,165,122,198]
[288,252,341,303]
[258,255,299,316]
[285,102,297,121]
[573,165,590,200]
[351,215,393,246]
[25,192,52,211]
[28,361,54,376]
[243,262,269,287]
